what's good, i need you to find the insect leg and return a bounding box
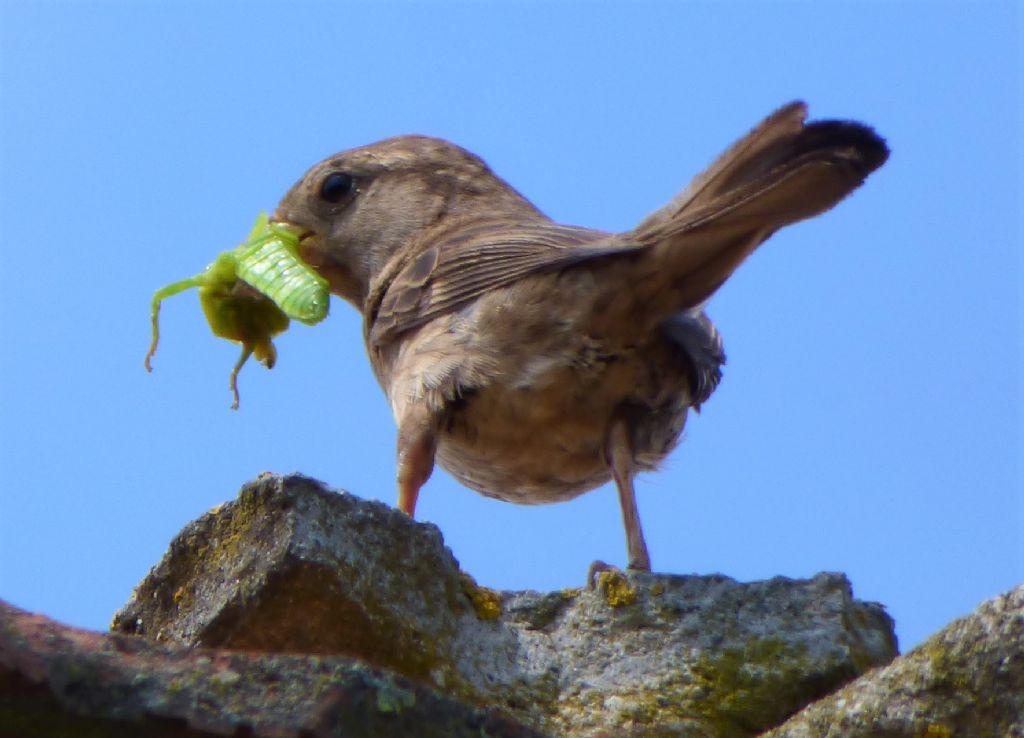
[145,275,206,372]
[228,344,255,410]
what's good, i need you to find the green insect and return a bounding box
[145,211,329,409]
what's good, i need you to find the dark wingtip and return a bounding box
[803,119,890,175]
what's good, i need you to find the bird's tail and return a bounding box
[629,101,888,312]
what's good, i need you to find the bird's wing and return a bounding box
[367,219,641,346]
[628,101,888,311]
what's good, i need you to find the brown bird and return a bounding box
[272,102,888,571]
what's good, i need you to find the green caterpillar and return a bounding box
[145,212,329,409]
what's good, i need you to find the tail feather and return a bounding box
[630,101,888,311]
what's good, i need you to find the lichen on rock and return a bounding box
[761,584,1024,738]
[110,474,898,737]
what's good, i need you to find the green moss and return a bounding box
[924,640,971,692]
[153,490,275,618]
[688,637,830,738]
[548,599,888,738]
[917,634,1008,737]
[372,677,417,713]
[459,573,502,621]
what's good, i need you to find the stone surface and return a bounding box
[0,598,549,738]
[760,583,1024,738]
[112,473,898,738]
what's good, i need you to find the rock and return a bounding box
[113,472,471,687]
[0,598,549,738]
[111,473,897,737]
[759,584,1024,738]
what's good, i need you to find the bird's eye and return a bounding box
[319,172,355,204]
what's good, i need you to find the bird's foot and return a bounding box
[587,559,648,588]
[586,560,615,589]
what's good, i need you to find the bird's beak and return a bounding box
[268,220,307,239]
[268,213,312,242]
[268,213,358,304]
[269,213,321,264]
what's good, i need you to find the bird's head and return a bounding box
[272,135,538,310]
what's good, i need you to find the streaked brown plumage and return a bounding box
[272,102,888,570]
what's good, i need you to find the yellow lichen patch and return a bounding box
[650,582,665,596]
[598,570,637,607]
[917,725,953,738]
[459,573,502,620]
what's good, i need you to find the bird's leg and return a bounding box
[396,409,437,517]
[605,419,652,571]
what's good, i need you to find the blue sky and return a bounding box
[0,2,1020,653]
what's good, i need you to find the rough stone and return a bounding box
[760,583,1024,738]
[0,598,549,738]
[111,473,898,738]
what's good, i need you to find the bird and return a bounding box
[271,101,888,571]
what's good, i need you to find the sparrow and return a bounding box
[271,102,888,570]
